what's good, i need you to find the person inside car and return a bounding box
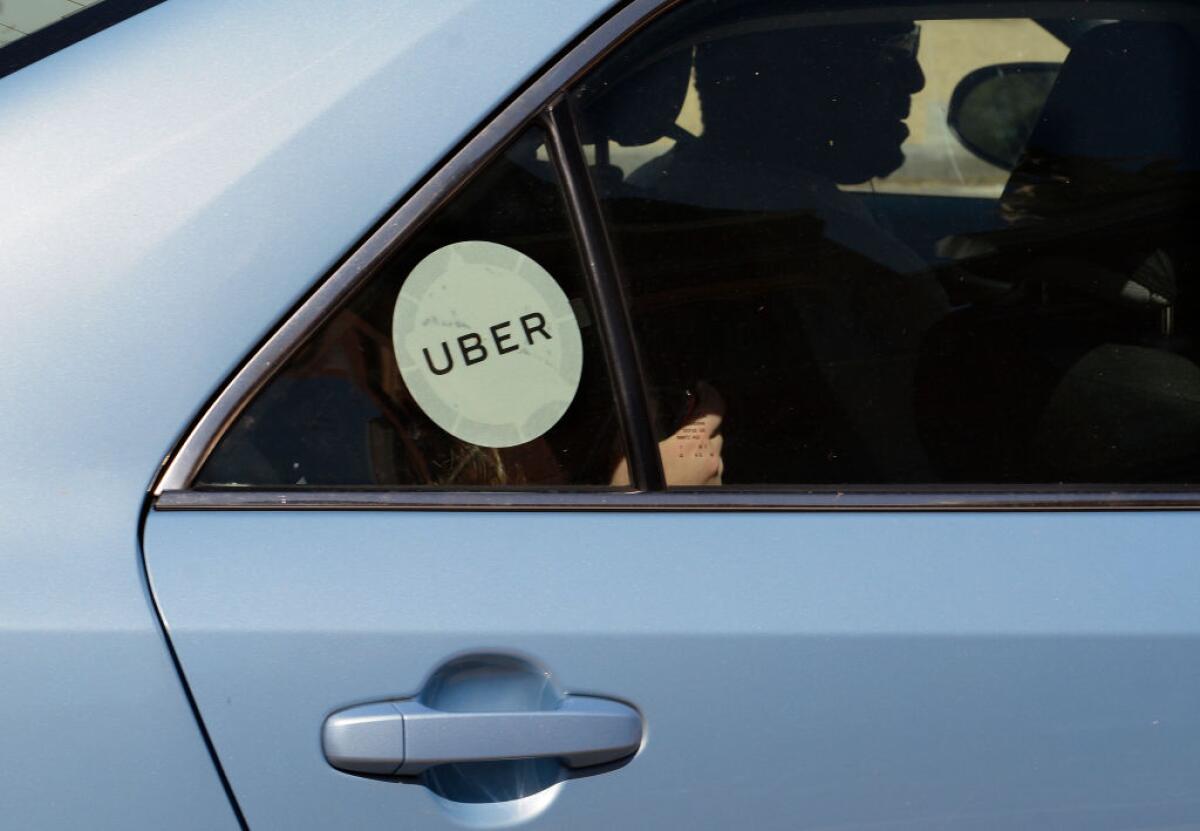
[618,19,948,483]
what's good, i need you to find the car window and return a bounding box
[601,18,1069,202]
[573,3,1200,487]
[197,128,629,489]
[0,0,93,48]
[0,0,156,80]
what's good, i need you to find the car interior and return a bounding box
[572,10,1200,485]
[197,5,1200,490]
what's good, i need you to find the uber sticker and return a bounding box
[392,240,584,448]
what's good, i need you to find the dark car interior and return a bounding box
[572,10,1200,485]
[198,4,1200,490]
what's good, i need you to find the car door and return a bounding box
[144,1,1200,829]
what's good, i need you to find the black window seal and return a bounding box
[542,97,666,491]
[1,0,168,82]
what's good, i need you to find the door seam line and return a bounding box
[136,490,251,831]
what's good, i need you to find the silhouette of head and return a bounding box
[694,22,924,184]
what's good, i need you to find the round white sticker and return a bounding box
[392,240,584,448]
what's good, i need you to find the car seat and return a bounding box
[921,21,1200,481]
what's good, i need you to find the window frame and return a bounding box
[153,0,1200,511]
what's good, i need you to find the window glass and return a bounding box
[0,0,97,49]
[574,2,1200,486]
[198,128,628,488]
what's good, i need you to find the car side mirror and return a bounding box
[947,62,1061,170]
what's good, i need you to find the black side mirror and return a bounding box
[947,62,1061,170]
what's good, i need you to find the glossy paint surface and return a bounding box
[0,0,609,825]
[146,509,1200,829]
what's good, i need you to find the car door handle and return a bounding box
[323,695,643,776]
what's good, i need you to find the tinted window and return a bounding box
[199,128,628,488]
[575,4,1200,486]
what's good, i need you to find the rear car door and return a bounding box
[144,1,1200,828]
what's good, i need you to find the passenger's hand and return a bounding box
[612,382,724,486]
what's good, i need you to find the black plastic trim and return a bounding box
[157,487,1200,512]
[0,0,168,81]
[543,99,666,491]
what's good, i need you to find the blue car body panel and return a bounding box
[7,0,1200,827]
[145,509,1200,829]
[0,0,609,825]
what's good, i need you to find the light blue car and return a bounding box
[4,0,1200,828]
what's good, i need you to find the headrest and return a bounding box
[578,47,694,147]
[1003,22,1200,216]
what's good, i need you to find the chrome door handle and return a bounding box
[323,695,643,776]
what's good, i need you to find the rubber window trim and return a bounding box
[542,99,666,491]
